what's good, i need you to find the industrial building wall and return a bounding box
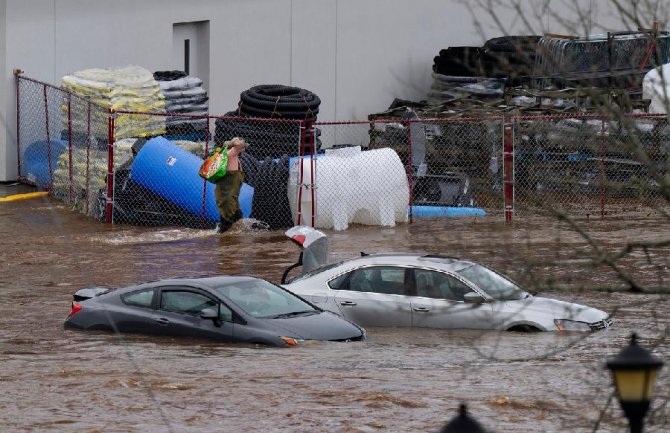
[0,0,638,181]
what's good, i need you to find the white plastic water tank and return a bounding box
[643,64,670,113]
[288,146,409,230]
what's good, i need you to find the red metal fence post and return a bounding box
[307,120,316,228]
[85,101,91,216]
[599,118,606,220]
[201,116,211,228]
[407,119,414,224]
[15,70,22,178]
[67,95,73,203]
[43,84,53,188]
[106,109,115,224]
[296,121,306,226]
[503,120,514,223]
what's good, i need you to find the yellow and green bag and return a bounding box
[198,145,228,183]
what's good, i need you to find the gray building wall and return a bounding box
[0,0,641,181]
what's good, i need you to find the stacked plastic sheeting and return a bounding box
[643,64,670,113]
[61,66,166,140]
[154,70,209,135]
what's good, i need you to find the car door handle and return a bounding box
[154,317,170,325]
[339,301,357,306]
[413,307,430,312]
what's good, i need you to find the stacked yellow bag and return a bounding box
[61,66,166,140]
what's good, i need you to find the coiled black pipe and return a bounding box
[237,84,320,121]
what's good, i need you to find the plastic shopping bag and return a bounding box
[198,146,228,183]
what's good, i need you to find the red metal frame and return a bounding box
[503,122,514,223]
[599,119,606,219]
[43,85,53,189]
[106,110,115,224]
[15,72,21,178]
[308,121,316,228]
[85,101,91,216]
[67,96,73,203]
[407,120,414,224]
[200,119,211,228]
[296,122,306,226]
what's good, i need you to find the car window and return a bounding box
[288,261,344,283]
[455,263,527,300]
[160,289,217,315]
[215,279,318,319]
[328,273,348,290]
[218,303,233,322]
[414,269,473,301]
[121,288,155,308]
[344,267,407,295]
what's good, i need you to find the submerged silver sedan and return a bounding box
[281,227,612,332]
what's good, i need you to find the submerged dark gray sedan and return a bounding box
[64,275,365,347]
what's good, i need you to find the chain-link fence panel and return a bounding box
[368,116,503,214]
[297,121,409,230]
[17,75,668,228]
[18,78,66,190]
[107,113,305,229]
[53,95,112,218]
[413,117,504,213]
[17,77,112,220]
[513,114,670,218]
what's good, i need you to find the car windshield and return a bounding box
[287,261,344,283]
[455,263,528,301]
[215,279,319,318]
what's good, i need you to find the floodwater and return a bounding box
[1,183,669,433]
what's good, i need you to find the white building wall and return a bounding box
[0,0,656,181]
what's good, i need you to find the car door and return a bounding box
[332,266,412,327]
[113,287,158,333]
[150,286,235,342]
[410,269,494,329]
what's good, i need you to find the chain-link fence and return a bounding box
[512,113,669,217]
[16,74,670,230]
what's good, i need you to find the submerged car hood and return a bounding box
[508,295,608,323]
[266,311,363,341]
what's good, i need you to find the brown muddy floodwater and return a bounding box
[1,184,669,433]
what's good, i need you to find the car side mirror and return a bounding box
[200,308,219,320]
[463,292,485,304]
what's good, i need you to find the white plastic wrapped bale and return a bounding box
[156,75,209,132]
[643,64,670,113]
[288,146,409,230]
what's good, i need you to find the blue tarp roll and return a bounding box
[410,205,486,217]
[131,136,252,221]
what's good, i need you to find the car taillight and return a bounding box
[279,336,300,346]
[68,301,82,318]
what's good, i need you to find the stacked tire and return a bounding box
[214,84,321,159]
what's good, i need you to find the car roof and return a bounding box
[338,253,473,270]
[154,274,258,288]
[116,274,260,293]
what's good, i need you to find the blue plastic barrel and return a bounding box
[131,136,252,221]
[22,139,68,187]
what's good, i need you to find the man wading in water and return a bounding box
[214,137,247,233]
